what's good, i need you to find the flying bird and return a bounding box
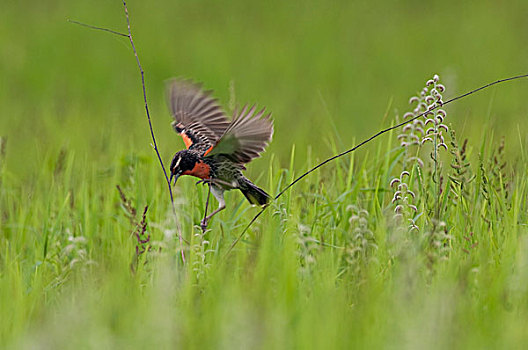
[167,79,273,229]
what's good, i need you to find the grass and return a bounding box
[1,0,528,348]
[1,83,527,348]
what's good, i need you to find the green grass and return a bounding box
[1,0,528,348]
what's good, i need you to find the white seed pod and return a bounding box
[426,127,436,134]
[436,115,444,123]
[409,96,419,104]
[410,134,420,142]
[415,127,424,134]
[359,209,369,217]
[403,112,415,119]
[397,133,407,140]
[425,118,436,125]
[438,143,448,151]
[392,193,401,203]
[436,84,445,92]
[426,79,435,86]
[437,109,446,117]
[346,205,356,212]
[398,182,408,191]
[394,204,404,213]
[400,170,410,178]
[402,124,413,132]
[439,124,449,132]
[433,74,440,82]
[389,177,400,187]
[408,204,418,212]
[407,190,416,198]
[400,141,408,147]
[421,137,433,144]
[359,217,368,226]
[414,119,424,127]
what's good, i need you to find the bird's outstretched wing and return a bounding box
[207,105,273,164]
[167,79,231,155]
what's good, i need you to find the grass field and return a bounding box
[1,0,528,348]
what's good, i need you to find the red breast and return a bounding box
[182,161,211,179]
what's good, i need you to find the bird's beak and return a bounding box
[170,172,180,186]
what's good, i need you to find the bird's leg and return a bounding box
[200,186,226,230]
[200,203,226,231]
[200,185,212,233]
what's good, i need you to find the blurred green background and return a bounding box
[1,0,528,348]
[1,0,527,178]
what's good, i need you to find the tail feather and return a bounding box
[239,178,270,206]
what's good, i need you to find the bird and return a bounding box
[167,79,273,229]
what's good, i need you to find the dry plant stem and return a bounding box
[122,1,185,264]
[67,20,128,37]
[225,73,528,258]
[433,116,439,220]
[69,1,186,263]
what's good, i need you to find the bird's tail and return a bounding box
[239,177,270,206]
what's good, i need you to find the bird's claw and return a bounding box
[195,179,212,186]
[200,218,208,231]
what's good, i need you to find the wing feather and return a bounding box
[166,79,230,154]
[208,104,273,164]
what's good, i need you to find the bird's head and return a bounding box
[170,150,199,185]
